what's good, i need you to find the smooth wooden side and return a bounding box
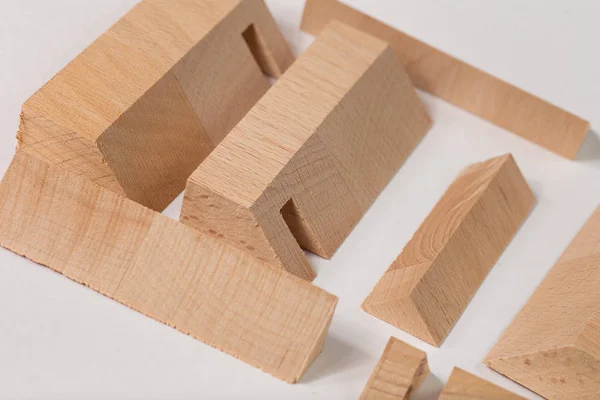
[362,154,535,346]
[439,368,526,400]
[0,150,337,384]
[486,206,600,399]
[301,0,589,159]
[360,337,429,400]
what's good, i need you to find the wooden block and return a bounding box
[17,0,294,212]
[301,0,589,159]
[181,21,431,281]
[486,206,600,399]
[0,150,337,384]
[362,154,535,346]
[360,337,429,400]
[439,368,526,400]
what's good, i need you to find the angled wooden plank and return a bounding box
[439,368,526,400]
[362,155,535,346]
[18,0,294,212]
[181,21,431,281]
[360,337,429,400]
[486,206,600,399]
[0,150,337,384]
[300,0,589,159]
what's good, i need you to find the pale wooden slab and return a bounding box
[439,368,526,400]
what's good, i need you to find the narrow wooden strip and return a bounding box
[439,368,526,400]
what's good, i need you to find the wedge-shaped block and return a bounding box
[439,368,526,400]
[486,206,600,399]
[18,0,294,212]
[360,337,429,400]
[301,0,589,159]
[181,21,431,281]
[0,150,337,383]
[362,155,535,346]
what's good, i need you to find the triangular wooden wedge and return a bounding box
[439,368,526,399]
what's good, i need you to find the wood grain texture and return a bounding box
[18,0,294,211]
[181,21,431,281]
[362,154,535,346]
[0,150,337,384]
[486,205,600,399]
[439,368,526,400]
[360,337,429,400]
[300,0,589,159]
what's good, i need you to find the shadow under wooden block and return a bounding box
[17,0,294,212]
[486,206,600,399]
[0,150,337,384]
[362,154,535,346]
[181,21,431,281]
[439,368,526,400]
[300,0,589,159]
[360,337,429,400]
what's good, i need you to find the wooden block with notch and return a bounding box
[0,150,337,384]
[362,154,535,346]
[439,368,526,400]
[360,337,429,400]
[181,21,431,282]
[17,0,294,212]
[486,205,600,399]
[301,0,589,159]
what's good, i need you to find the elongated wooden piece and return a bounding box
[0,150,337,383]
[362,154,535,346]
[301,0,589,159]
[361,337,429,400]
[439,368,526,400]
[486,206,600,399]
[18,0,293,212]
[181,21,431,281]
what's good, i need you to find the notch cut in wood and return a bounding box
[181,21,431,282]
[301,0,589,159]
[17,0,294,212]
[0,150,337,384]
[439,368,526,400]
[362,154,535,346]
[360,337,429,400]
[486,205,600,399]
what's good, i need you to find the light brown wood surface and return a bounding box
[300,0,589,159]
[439,368,526,400]
[18,0,294,212]
[486,205,600,399]
[0,150,337,384]
[362,154,535,346]
[181,21,431,282]
[360,337,429,400]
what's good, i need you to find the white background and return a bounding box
[1,0,599,399]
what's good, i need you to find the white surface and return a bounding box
[0,0,599,398]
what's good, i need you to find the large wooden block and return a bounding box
[439,368,526,400]
[301,0,589,159]
[360,337,429,400]
[0,150,337,383]
[486,206,600,399]
[181,21,431,281]
[362,155,535,346]
[18,0,294,212]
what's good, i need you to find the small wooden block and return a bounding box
[18,0,294,212]
[360,337,429,400]
[0,150,337,383]
[301,0,589,159]
[362,154,535,346]
[181,21,431,281]
[439,368,526,400]
[486,205,600,399]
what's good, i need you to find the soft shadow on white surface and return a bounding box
[302,336,369,384]
[576,130,600,166]
[410,373,443,400]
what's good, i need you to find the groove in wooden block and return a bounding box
[18,0,294,212]
[360,337,429,400]
[439,368,526,400]
[362,154,535,346]
[486,206,600,399]
[300,0,589,159]
[0,151,337,384]
[181,21,431,281]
